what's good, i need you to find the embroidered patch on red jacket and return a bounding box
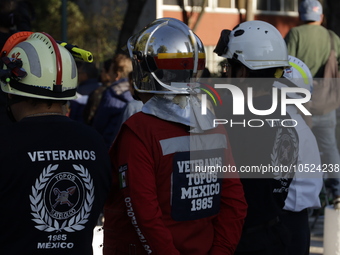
[118,164,128,189]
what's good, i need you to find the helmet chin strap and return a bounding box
[132,90,142,101]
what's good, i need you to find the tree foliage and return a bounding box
[177,0,207,32]
[116,0,147,54]
[29,0,124,64]
[30,0,87,43]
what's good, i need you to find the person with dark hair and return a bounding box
[83,58,113,126]
[99,58,113,87]
[0,32,111,255]
[68,61,101,122]
[214,20,298,255]
[76,61,100,96]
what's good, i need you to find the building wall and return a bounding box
[159,8,300,75]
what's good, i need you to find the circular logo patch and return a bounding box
[30,164,94,232]
[45,172,84,220]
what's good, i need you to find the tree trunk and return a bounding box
[192,0,207,32]
[176,0,189,25]
[245,0,254,21]
[116,0,147,54]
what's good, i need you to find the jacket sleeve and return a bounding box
[209,142,248,255]
[111,125,180,255]
[284,121,323,212]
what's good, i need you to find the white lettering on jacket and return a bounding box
[27,150,96,162]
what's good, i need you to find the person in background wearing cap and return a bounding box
[285,0,340,209]
[0,32,111,254]
[274,56,323,255]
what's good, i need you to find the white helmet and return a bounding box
[0,32,78,100]
[127,17,206,94]
[214,20,289,70]
[273,55,313,99]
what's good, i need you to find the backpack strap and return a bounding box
[329,30,336,56]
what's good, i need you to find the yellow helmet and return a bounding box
[0,32,78,100]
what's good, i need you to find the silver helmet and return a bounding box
[127,17,206,94]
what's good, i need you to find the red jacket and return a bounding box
[103,112,247,255]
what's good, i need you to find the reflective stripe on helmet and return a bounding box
[288,61,310,85]
[15,42,41,78]
[154,53,205,70]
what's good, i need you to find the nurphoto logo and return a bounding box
[201,84,311,116]
[195,78,312,128]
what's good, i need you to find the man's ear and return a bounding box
[320,14,324,24]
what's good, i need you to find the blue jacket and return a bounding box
[92,78,133,148]
[69,79,101,123]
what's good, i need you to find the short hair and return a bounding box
[228,58,281,92]
[103,58,112,73]
[111,54,132,79]
[78,62,98,79]
[11,94,67,107]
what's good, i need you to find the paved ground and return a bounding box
[93,214,326,255]
[310,213,324,255]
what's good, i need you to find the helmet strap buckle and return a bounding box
[0,56,27,82]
